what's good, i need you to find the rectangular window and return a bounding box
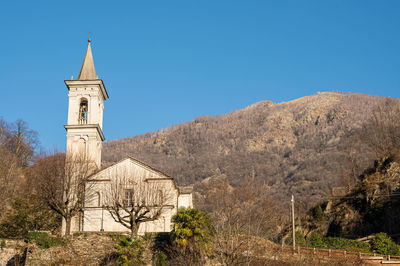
[124,189,133,206]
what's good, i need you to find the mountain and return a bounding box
[102,92,395,210]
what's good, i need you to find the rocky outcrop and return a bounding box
[303,157,400,240]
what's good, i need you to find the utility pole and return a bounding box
[101,205,104,231]
[291,195,295,250]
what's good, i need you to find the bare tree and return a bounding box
[0,118,38,220]
[8,119,39,167]
[104,171,173,237]
[199,175,280,266]
[29,152,98,235]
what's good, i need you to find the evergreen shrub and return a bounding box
[370,233,399,256]
[285,230,306,246]
[309,232,326,248]
[323,237,370,252]
[115,237,144,266]
[154,251,169,266]
[0,198,59,239]
[313,206,324,221]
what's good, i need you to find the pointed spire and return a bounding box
[77,38,97,80]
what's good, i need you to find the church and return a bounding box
[61,39,193,235]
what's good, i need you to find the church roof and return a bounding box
[94,156,173,180]
[126,156,173,179]
[77,39,97,80]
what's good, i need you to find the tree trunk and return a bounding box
[131,223,139,238]
[65,216,72,236]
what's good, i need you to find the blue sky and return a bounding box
[0,1,399,150]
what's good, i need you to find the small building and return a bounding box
[62,39,193,235]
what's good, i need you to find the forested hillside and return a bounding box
[103,92,397,210]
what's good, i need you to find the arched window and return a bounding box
[77,137,86,154]
[79,98,88,124]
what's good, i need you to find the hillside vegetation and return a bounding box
[103,92,396,211]
[303,155,400,241]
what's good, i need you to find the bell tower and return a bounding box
[64,39,109,168]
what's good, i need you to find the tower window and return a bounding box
[79,98,88,124]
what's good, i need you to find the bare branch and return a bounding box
[104,168,173,237]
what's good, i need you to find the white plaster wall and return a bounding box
[178,194,193,209]
[67,86,104,128]
[83,208,173,234]
[77,158,183,235]
[66,127,102,168]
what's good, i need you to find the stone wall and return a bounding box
[0,239,27,265]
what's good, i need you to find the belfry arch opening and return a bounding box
[79,98,88,124]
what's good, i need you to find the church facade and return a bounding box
[62,39,193,235]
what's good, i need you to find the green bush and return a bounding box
[313,206,324,221]
[115,237,144,266]
[0,197,60,239]
[309,232,326,248]
[171,208,214,248]
[171,208,215,265]
[323,237,370,252]
[0,239,6,249]
[106,232,122,240]
[285,230,306,246]
[154,251,169,266]
[27,231,63,249]
[370,233,399,256]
